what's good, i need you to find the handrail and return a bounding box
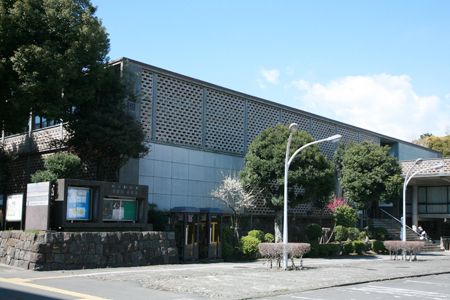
[379,208,422,238]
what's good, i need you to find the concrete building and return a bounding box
[1,58,447,237]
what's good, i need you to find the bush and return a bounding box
[147,204,168,231]
[347,227,360,241]
[31,152,81,183]
[342,241,354,254]
[335,205,358,227]
[352,240,365,254]
[258,243,311,269]
[358,231,368,241]
[264,233,275,243]
[369,227,389,241]
[240,236,261,259]
[305,223,322,242]
[247,230,265,242]
[371,240,387,254]
[318,243,340,257]
[335,225,348,242]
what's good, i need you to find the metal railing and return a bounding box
[379,208,423,239]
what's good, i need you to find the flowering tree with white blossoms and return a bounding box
[211,175,256,240]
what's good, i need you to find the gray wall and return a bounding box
[139,143,243,211]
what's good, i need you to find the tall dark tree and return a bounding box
[65,65,148,180]
[335,142,403,210]
[0,0,108,132]
[240,125,335,242]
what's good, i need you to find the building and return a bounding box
[1,58,447,239]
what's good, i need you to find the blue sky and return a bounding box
[92,0,450,141]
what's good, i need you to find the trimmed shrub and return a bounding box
[240,236,261,259]
[247,230,265,242]
[31,152,81,183]
[335,205,357,227]
[372,240,387,254]
[318,243,341,257]
[264,233,275,243]
[305,223,322,243]
[258,243,311,269]
[352,240,365,254]
[335,225,348,242]
[347,227,360,241]
[342,240,354,254]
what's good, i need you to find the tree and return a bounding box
[413,133,450,157]
[64,65,148,180]
[1,0,148,180]
[336,142,402,210]
[240,125,335,242]
[0,0,109,133]
[211,175,255,241]
[31,152,81,183]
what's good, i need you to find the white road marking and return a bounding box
[346,285,450,299]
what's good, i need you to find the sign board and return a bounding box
[66,187,91,220]
[27,182,50,206]
[6,194,23,222]
[103,198,137,221]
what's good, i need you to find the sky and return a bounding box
[91,0,450,142]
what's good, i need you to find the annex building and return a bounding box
[1,58,449,241]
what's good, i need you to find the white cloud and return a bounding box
[291,74,450,141]
[260,68,280,85]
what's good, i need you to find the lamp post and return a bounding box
[283,124,341,269]
[402,160,444,242]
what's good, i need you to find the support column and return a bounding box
[412,185,419,227]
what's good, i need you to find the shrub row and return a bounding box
[258,242,311,269]
[383,240,425,261]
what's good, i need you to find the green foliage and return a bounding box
[347,227,360,241]
[31,170,57,183]
[264,233,275,243]
[336,142,402,209]
[368,227,389,241]
[371,240,387,254]
[342,240,354,254]
[147,204,168,231]
[240,125,335,211]
[247,230,265,242]
[335,225,348,242]
[358,231,368,241]
[0,148,11,192]
[318,243,341,257]
[305,223,322,242]
[31,152,80,183]
[0,0,110,133]
[335,205,358,227]
[65,65,148,181]
[413,134,450,157]
[240,235,260,259]
[352,240,365,254]
[222,227,238,260]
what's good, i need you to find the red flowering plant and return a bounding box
[326,198,348,213]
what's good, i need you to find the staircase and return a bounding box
[372,218,442,252]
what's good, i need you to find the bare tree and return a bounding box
[211,175,256,240]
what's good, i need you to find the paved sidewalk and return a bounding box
[75,252,450,299]
[1,252,450,299]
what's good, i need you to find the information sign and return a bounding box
[66,187,91,220]
[6,194,23,222]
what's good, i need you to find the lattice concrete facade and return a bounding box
[119,58,440,216]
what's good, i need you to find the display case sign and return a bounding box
[66,187,91,220]
[6,194,23,222]
[103,198,137,221]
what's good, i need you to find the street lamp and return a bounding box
[283,123,341,269]
[402,160,444,242]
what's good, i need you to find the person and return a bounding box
[420,229,428,240]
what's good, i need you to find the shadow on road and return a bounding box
[0,287,61,300]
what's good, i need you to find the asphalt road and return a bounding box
[271,273,450,300]
[1,253,450,299]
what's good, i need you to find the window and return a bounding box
[102,198,137,221]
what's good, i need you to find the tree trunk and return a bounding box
[274,210,283,243]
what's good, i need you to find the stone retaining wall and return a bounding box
[0,230,178,271]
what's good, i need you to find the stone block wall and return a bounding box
[0,230,178,271]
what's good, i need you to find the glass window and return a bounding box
[102,198,137,221]
[418,187,427,203]
[428,187,446,204]
[66,187,91,221]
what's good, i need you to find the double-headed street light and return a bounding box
[402,160,444,242]
[283,123,341,269]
